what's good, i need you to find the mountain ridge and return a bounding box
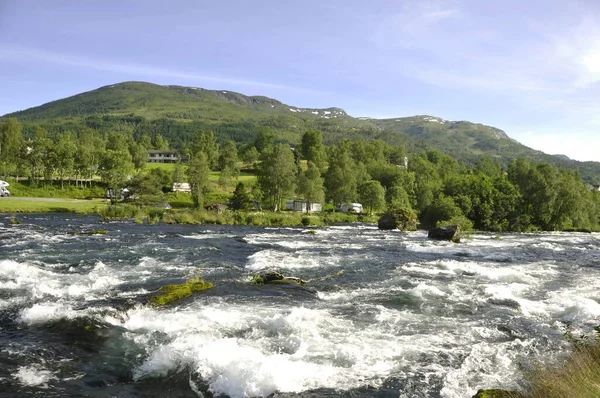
[3,81,600,183]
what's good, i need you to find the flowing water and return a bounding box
[2,214,600,398]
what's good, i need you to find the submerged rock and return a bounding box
[471,389,524,398]
[428,225,460,242]
[251,271,306,285]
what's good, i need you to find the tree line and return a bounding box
[2,117,600,231]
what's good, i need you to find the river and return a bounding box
[1,214,600,397]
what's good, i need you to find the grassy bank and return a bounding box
[525,336,600,398]
[97,205,378,226]
[474,333,600,398]
[0,198,107,213]
[7,180,105,199]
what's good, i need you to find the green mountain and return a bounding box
[4,81,600,183]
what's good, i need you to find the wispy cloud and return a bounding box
[0,45,304,91]
[372,0,461,50]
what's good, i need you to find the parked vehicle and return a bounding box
[0,187,10,197]
[338,203,363,214]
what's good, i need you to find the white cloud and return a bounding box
[372,0,460,50]
[514,130,600,162]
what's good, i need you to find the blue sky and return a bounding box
[1,0,600,161]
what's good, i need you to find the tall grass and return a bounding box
[526,337,600,398]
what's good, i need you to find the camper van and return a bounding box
[339,203,363,214]
[0,181,10,197]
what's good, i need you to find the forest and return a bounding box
[2,116,600,232]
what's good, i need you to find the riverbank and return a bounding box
[1,200,378,226]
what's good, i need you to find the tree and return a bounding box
[172,161,185,184]
[186,152,211,208]
[100,149,134,205]
[230,182,252,210]
[129,172,165,207]
[239,144,259,168]
[129,140,148,170]
[0,118,24,178]
[217,140,239,187]
[324,145,360,206]
[358,180,386,215]
[53,132,77,189]
[297,161,325,213]
[26,127,52,185]
[190,131,219,168]
[253,127,275,154]
[152,134,169,150]
[300,130,327,172]
[257,144,297,211]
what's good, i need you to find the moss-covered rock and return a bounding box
[149,277,213,306]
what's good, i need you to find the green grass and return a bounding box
[146,162,177,172]
[525,338,600,398]
[7,180,105,199]
[0,198,107,213]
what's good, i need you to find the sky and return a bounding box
[1,0,600,161]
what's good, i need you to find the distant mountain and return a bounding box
[4,81,600,183]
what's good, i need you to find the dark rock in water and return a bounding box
[377,207,418,231]
[378,214,398,230]
[472,389,525,398]
[428,225,460,242]
[488,298,521,310]
[251,271,306,285]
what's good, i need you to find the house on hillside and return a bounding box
[147,150,185,163]
[172,183,191,192]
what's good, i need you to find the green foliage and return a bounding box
[186,151,211,207]
[358,180,385,215]
[297,161,325,212]
[300,130,327,172]
[149,277,213,306]
[324,144,362,205]
[0,118,24,178]
[99,148,134,205]
[98,204,138,219]
[384,205,419,231]
[229,182,251,210]
[257,144,297,210]
[5,81,600,183]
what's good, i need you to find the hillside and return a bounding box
[4,81,600,183]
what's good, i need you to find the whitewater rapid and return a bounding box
[1,214,600,397]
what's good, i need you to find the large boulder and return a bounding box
[428,225,460,242]
[377,214,397,230]
[377,207,418,231]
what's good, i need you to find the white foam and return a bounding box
[122,303,411,398]
[245,249,330,271]
[440,340,528,397]
[19,302,79,324]
[14,365,53,387]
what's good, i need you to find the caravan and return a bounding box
[0,181,10,197]
[339,203,363,214]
